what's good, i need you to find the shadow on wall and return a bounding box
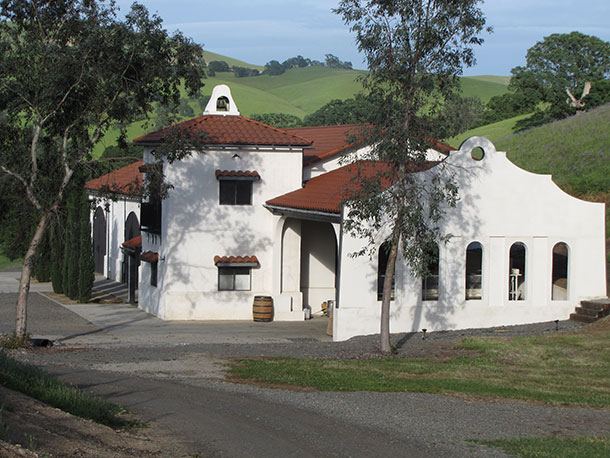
[362,139,491,333]
[155,151,273,315]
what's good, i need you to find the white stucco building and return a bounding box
[87,85,607,340]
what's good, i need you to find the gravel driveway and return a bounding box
[1,289,608,458]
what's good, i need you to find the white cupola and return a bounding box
[203,84,240,116]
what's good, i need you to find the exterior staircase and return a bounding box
[569,298,610,323]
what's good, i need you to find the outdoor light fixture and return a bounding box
[554,319,559,331]
[422,328,427,340]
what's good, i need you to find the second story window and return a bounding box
[220,180,252,205]
[216,170,261,206]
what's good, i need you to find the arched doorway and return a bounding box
[93,206,106,274]
[300,220,337,313]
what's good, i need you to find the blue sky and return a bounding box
[115,1,610,76]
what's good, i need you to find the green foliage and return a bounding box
[0,0,205,333]
[208,60,231,73]
[479,436,610,458]
[32,228,51,282]
[233,66,260,78]
[77,192,94,303]
[509,32,610,130]
[325,53,352,69]
[250,113,303,128]
[63,190,80,299]
[263,59,285,76]
[303,94,377,125]
[335,0,489,353]
[50,222,64,294]
[0,351,135,428]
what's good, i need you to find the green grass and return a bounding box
[497,104,610,195]
[478,436,610,458]
[229,325,610,408]
[460,76,509,104]
[0,351,135,428]
[446,112,533,148]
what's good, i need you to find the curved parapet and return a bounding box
[458,136,497,157]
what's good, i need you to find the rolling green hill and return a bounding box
[446,113,533,148]
[202,50,264,71]
[93,51,510,156]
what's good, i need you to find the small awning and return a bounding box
[122,235,142,249]
[214,255,259,267]
[215,170,260,180]
[141,251,159,263]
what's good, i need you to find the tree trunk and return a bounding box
[380,224,401,354]
[15,211,51,337]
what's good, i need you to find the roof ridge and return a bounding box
[238,116,313,145]
[285,123,362,130]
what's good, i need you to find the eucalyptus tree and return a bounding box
[0,0,205,337]
[334,0,490,353]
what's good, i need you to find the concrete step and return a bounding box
[569,313,598,323]
[580,299,610,311]
[575,307,605,318]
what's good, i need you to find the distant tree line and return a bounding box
[206,53,353,78]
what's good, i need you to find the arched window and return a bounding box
[125,211,140,241]
[377,241,395,301]
[508,242,527,301]
[421,243,439,301]
[552,242,569,300]
[465,242,483,300]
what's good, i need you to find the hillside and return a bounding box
[446,113,533,148]
[93,52,510,155]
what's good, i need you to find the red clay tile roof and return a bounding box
[85,161,143,196]
[122,235,142,250]
[141,251,159,263]
[266,160,438,214]
[214,255,260,265]
[285,124,363,166]
[215,170,261,179]
[285,125,456,166]
[133,115,312,147]
[266,161,395,214]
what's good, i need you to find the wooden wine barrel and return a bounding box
[253,296,274,322]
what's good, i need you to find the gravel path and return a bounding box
[2,290,608,458]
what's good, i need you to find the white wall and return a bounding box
[139,146,305,320]
[334,137,607,341]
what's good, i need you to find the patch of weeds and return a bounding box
[25,433,37,451]
[0,333,32,350]
[477,436,610,458]
[0,351,137,429]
